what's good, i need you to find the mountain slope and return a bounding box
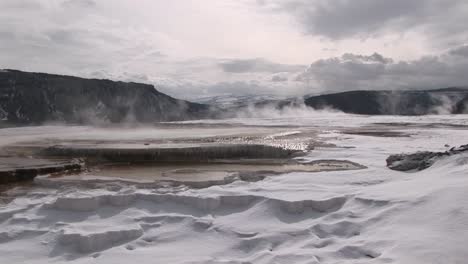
[304,89,468,115]
[0,70,212,125]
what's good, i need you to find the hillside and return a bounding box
[0,70,212,125]
[304,89,468,115]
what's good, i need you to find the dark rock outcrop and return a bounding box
[304,88,468,115]
[0,157,82,184]
[0,69,212,125]
[386,144,468,171]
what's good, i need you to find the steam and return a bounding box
[233,100,341,119]
[429,94,456,115]
[461,101,468,114]
[377,91,464,115]
[377,91,404,115]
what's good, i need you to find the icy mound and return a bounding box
[45,193,136,211]
[0,184,426,263]
[0,187,366,262]
[44,192,347,214]
[59,223,143,253]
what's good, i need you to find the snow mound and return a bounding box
[45,192,347,215]
[59,223,143,253]
[46,193,136,211]
[0,185,399,263]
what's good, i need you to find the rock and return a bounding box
[386,152,438,171]
[387,144,468,171]
[0,157,82,184]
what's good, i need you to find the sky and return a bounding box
[1,0,468,99]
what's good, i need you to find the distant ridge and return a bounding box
[201,87,468,116]
[304,88,468,115]
[0,69,212,125]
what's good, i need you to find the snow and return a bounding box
[1,114,468,263]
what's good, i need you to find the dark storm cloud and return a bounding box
[296,47,468,91]
[219,58,304,73]
[260,0,468,40]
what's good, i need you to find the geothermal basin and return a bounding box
[0,122,363,187]
[1,114,468,263]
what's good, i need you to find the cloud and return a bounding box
[218,58,303,73]
[449,45,468,57]
[0,0,42,10]
[61,0,96,8]
[0,0,167,74]
[1,0,468,100]
[341,53,393,64]
[271,74,288,82]
[296,47,468,92]
[158,80,306,99]
[260,0,468,42]
[131,48,468,99]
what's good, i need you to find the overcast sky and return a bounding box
[1,0,468,99]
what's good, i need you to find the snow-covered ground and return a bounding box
[1,114,468,264]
